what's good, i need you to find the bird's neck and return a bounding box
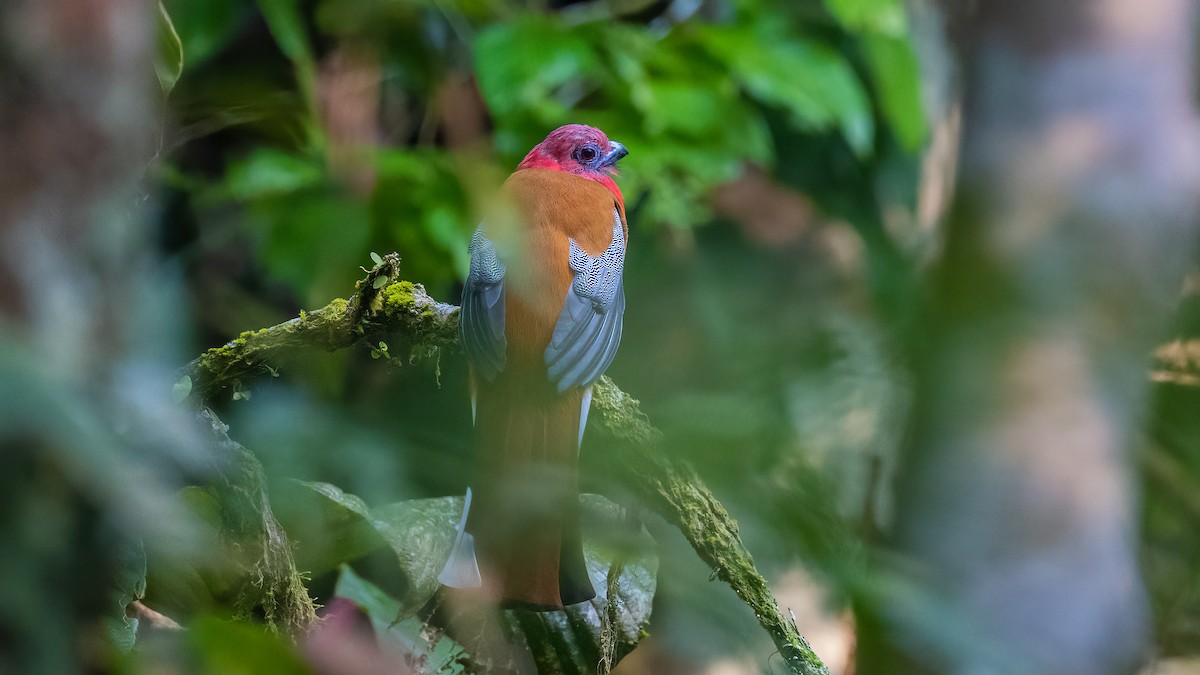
[592,174,624,210]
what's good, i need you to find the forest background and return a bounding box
[3,0,1200,673]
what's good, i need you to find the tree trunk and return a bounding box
[862,1,1200,672]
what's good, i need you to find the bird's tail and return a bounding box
[438,487,482,589]
[466,384,595,609]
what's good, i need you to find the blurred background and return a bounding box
[2,0,1200,673]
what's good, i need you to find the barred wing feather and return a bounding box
[460,225,507,381]
[545,209,627,393]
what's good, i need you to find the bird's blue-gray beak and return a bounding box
[600,141,628,168]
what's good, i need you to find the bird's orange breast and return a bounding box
[496,168,626,368]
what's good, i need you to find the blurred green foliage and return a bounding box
[137,0,929,671]
[162,0,924,305]
[8,0,1200,671]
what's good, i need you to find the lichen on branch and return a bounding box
[181,254,830,675]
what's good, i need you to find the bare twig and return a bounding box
[129,601,183,631]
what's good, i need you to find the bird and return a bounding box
[437,124,629,610]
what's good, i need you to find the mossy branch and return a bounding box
[181,253,457,402]
[182,255,829,675]
[589,380,829,675]
[196,409,318,633]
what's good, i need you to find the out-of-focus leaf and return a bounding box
[142,487,226,621]
[246,187,371,304]
[225,148,323,200]
[205,151,372,307]
[278,482,656,672]
[218,147,367,302]
[335,565,400,626]
[334,565,469,674]
[273,484,460,617]
[313,0,414,35]
[817,0,926,149]
[372,149,472,285]
[272,480,388,577]
[863,34,927,151]
[172,375,193,403]
[155,2,184,94]
[369,497,462,617]
[425,207,471,279]
[474,15,601,126]
[700,24,874,156]
[256,0,313,66]
[642,81,726,137]
[255,0,320,146]
[618,123,763,229]
[188,616,310,674]
[161,0,243,67]
[823,0,907,37]
[106,539,147,652]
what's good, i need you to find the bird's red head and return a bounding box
[517,124,628,207]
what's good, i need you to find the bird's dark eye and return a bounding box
[575,145,600,163]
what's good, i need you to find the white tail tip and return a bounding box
[438,488,481,588]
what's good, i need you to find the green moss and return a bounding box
[593,378,663,446]
[380,280,418,316]
[198,341,242,374]
[323,297,349,316]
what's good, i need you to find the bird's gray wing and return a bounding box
[460,224,506,382]
[545,208,627,393]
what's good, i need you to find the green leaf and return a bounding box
[333,564,400,624]
[271,480,388,577]
[188,616,309,674]
[700,24,875,156]
[372,275,388,289]
[371,148,472,287]
[368,497,463,617]
[225,148,322,200]
[172,374,192,403]
[334,566,469,674]
[155,1,184,94]
[275,483,656,672]
[217,148,371,303]
[254,190,372,306]
[106,539,147,652]
[642,81,727,137]
[161,0,243,67]
[474,15,600,121]
[254,0,320,147]
[141,486,224,621]
[255,0,312,66]
[823,0,908,36]
[369,251,383,266]
[863,34,927,151]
